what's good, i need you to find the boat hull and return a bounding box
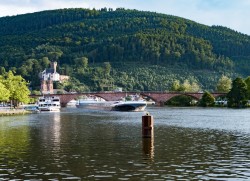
[39,106,60,112]
[111,101,147,112]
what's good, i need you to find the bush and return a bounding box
[199,91,215,107]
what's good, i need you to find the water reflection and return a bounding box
[0,107,249,180]
[0,116,30,180]
[52,113,61,153]
[142,137,154,161]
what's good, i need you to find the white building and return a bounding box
[39,62,60,81]
[39,61,69,94]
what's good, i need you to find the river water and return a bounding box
[0,107,250,180]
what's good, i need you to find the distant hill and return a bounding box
[0,8,249,91]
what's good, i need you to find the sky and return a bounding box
[0,0,249,35]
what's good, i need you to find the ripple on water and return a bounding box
[0,107,250,180]
[61,177,81,180]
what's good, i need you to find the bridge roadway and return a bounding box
[31,91,226,107]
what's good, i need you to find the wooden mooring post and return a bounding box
[142,113,154,138]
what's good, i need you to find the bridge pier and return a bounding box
[155,101,164,107]
[61,103,67,107]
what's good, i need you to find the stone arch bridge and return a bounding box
[31,92,226,107]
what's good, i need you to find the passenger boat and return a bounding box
[37,96,61,111]
[76,96,108,109]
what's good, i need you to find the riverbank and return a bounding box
[0,108,30,116]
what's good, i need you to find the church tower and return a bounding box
[50,61,57,73]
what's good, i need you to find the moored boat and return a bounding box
[23,105,40,113]
[37,96,61,111]
[67,99,77,107]
[76,96,108,110]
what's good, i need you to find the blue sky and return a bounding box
[0,0,249,35]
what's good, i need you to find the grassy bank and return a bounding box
[0,109,30,116]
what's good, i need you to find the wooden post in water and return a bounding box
[142,113,154,138]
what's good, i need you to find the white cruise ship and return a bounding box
[37,96,61,111]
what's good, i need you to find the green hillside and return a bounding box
[0,8,249,91]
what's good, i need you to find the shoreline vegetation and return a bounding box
[0,108,30,116]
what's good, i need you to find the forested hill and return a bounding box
[0,8,250,91]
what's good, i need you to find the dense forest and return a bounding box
[0,8,250,92]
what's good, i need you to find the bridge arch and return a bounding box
[141,92,201,105]
[165,94,200,106]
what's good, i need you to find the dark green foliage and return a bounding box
[199,91,215,107]
[227,77,248,108]
[0,8,249,91]
[58,77,89,93]
[245,76,250,99]
[166,95,196,106]
[111,63,236,91]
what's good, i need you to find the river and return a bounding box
[0,107,250,180]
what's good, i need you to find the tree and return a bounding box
[190,82,200,92]
[182,79,192,92]
[227,77,248,108]
[0,80,10,102]
[199,91,215,107]
[41,57,50,68]
[166,95,195,106]
[63,77,89,93]
[103,62,111,76]
[170,80,181,91]
[74,57,88,68]
[216,75,232,93]
[170,79,200,92]
[82,57,88,68]
[244,76,250,99]
[48,51,63,61]
[0,67,6,75]
[4,71,30,107]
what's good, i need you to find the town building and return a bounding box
[39,61,69,94]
